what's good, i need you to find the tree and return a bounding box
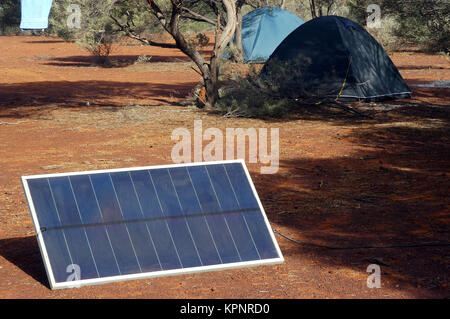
[144,0,238,107]
[231,0,245,62]
[53,0,237,106]
[307,0,343,18]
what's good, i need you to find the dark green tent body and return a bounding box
[261,16,411,102]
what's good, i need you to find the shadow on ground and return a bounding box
[0,236,49,288]
[0,74,448,297]
[44,55,193,67]
[255,104,449,298]
[25,40,67,44]
[0,80,197,118]
[204,85,449,127]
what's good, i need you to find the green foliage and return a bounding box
[110,0,165,36]
[216,53,352,118]
[46,0,159,56]
[347,0,450,53]
[0,0,20,34]
[48,1,123,63]
[46,0,75,40]
[216,79,296,118]
[394,1,449,53]
[216,60,322,118]
[71,1,119,63]
[367,15,401,53]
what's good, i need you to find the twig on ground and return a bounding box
[222,108,248,118]
[0,120,30,125]
[327,102,373,118]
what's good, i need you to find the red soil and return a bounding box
[0,36,449,298]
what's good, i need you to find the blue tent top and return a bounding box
[241,7,304,62]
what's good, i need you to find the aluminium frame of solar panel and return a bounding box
[22,159,284,289]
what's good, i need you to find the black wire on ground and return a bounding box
[273,230,450,250]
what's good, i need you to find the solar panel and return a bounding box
[22,160,284,289]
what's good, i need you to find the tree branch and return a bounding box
[147,0,169,30]
[214,0,237,57]
[181,6,222,28]
[110,15,177,48]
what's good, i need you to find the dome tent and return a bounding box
[261,16,411,102]
[236,7,304,62]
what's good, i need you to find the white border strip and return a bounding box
[22,160,246,180]
[22,180,57,289]
[22,159,284,290]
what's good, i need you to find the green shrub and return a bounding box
[216,60,322,118]
[46,0,76,40]
[367,15,401,53]
[347,0,450,53]
[0,0,20,34]
[217,83,296,118]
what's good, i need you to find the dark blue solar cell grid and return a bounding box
[25,162,280,284]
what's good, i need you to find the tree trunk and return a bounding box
[147,0,237,107]
[310,0,317,18]
[205,0,237,106]
[233,1,244,62]
[204,74,219,107]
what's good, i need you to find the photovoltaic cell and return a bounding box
[22,160,283,289]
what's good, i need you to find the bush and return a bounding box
[216,79,297,118]
[347,0,450,53]
[83,34,114,65]
[46,0,76,40]
[66,1,119,64]
[393,7,449,53]
[0,0,20,35]
[366,15,400,53]
[216,61,324,118]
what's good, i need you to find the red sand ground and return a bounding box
[0,36,449,298]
